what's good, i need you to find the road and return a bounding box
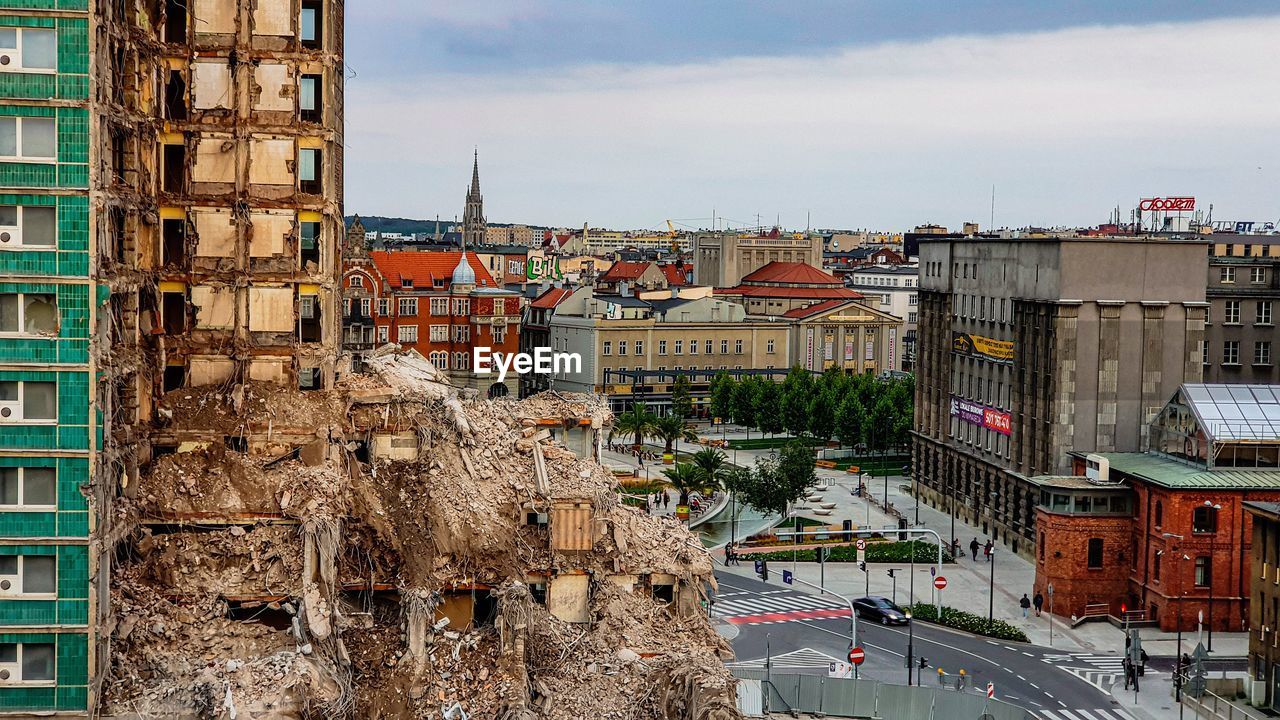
[716,571,1140,720]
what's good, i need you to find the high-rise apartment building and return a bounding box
[1202,234,1280,384]
[0,0,343,711]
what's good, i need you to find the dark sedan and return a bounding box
[853,596,910,625]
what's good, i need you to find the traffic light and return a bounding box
[919,657,929,670]
[858,561,866,572]
[887,568,896,578]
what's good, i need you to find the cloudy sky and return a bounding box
[344,2,1280,232]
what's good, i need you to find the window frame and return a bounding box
[396,324,418,344]
[0,641,55,685]
[0,467,55,511]
[398,297,417,316]
[1256,341,1273,366]
[0,380,55,423]
[299,74,322,122]
[0,28,57,74]
[1086,537,1104,569]
[0,292,57,336]
[0,117,57,162]
[0,554,56,598]
[1192,506,1218,534]
[0,205,56,251]
[1224,340,1240,365]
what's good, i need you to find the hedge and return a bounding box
[907,603,1029,643]
[748,540,953,564]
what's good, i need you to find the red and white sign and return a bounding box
[855,539,867,551]
[1139,196,1195,212]
[934,576,948,590]
[986,682,995,699]
[848,646,865,665]
[982,408,1012,435]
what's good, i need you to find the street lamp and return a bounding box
[905,608,915,686]
[988,547,997,635]
[1204,501,1221,652]
[1162,531,1188,702]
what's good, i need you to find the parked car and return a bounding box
[853,596,910,625]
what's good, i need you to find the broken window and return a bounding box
[162,218,186,266]
[0,293,58,335]
[0,28,56,72]
[162,143,186,192]
[300,0,322,48]
[298,367,321,390]
[298,148,321,194]
[0,381,56,422]
[161,291,186,334]
[0,642,54,684]
[0,205,55,249]
[165,0,188,43]
[300,221,320,268]
[0,467,55,508]
[162,364,186,393]
[165,70,187,120]
[300,74,321,122]
[529,580,548,605]
[298,295,321,342]
[0,555,55,595]
[651,574,677,604]
[0,117,56,160]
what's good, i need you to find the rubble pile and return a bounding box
[105,347,740,719]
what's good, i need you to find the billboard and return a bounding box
[952,332,1015,362]
[950,396,1012,436]
[1139,197,1195,212]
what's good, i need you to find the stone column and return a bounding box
[1095,302,1125,452]
[1049,303,1081,474]
[1140,302,1169,451]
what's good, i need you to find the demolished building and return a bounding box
[107,348,740,718]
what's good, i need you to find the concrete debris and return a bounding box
[106,348,739,718]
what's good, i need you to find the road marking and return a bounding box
[1023,651,1035,657]
[1029,682,1039,689]
[1016,674,1025,681]
[1044,692,1054,698]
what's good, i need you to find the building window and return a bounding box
[397,298,417,316]
[720,340,728,354]
[1154,551,1162,581]
[602,341,611,356]
[704,340,712,354]
[0,642,54,684]
[0,28,56,73]
[0,381,55,422]
[1221,267,1235,283]
[735,339,743,354]
[1224,300,1240,324]
[1154,500,1163,528]
[299,148,321,194]
[299,74,321,122]
[454,351,470,370]
[452,325,469,342]
[618,341,627,356]
[300,0,322,48]
[429,297,447,315]
[492,326,506,343]
[359,298,370,317]
[0,467,54,509]
[1253,267,1267,284]
[0,205,55,250]
[634,340,643,355]
[0,117,55,161]
[1200,340,1209,365]
[349,275,364,289]
[378,298,389,316]
[428,351,447,369]
[429,324,447,342]
[376,325,388,343]
[1194,556,1211,587]
[1257,341,1273,365]
[674,340,683,354]
[908,312,918,323]
[1087,538,1103,569]
[452,299,470,316]
[0,293,56,335]
[0,555,55,596]
[766,339,775,353]
[396,325,418,343]
[1192,506,1218,534]
[1257,301,1273,325]
[1224,340,1240,365]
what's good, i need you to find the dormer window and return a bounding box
[401,278,413,289]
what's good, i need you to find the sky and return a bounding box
[344,2,1280,232]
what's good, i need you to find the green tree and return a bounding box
[613,404,658,449]
[867,394,897,453]
[709,372,735,423]
[756,381,784,436]
[653,414,697,454]
[662,461,710,507]
[691,447,728,489]
[670,374,693,419]
[735,440,818,516]
[732,376,761,438]
[808,390,837,442]
[835,392,866,448]
[780,366,815,439]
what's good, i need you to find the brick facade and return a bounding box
[1034,509,1132,618]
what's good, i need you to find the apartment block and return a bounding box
[1202,234,1280,384]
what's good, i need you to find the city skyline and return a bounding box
[346,5,1280,230]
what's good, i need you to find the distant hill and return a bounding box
[345,216,542,236]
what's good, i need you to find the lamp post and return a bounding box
[1203,501,1221,652]
[1162,531,1187,702]
[908,464,919,525]
[906,608,915,686]
[988,547,997,635]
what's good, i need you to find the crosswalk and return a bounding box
[1041,653,1126,692]
[727,647,843,670]
[1036,709,1133,720]
[713,589,850,625]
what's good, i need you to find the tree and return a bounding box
[756,381,784,436]
[653,414,697,454]
[662,462,706,507]
[867,394,897,453]
[835,392,866,449]
[670,374,693,419]
[808,390,837,442]
[780,366,815,439]
[709,372,735,423]
[613,404,657,449]
[691,447,728,489]
[732,376,761,438]
[734,440,818,516]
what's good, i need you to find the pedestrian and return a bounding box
[984,540,993,562]
[1033,591,1044,617]
[1019,593,1031,619]
[969,538,980,561]
[663,493,670,509]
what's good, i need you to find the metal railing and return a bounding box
[1181,688,1265,720]
[733,670,1035,719]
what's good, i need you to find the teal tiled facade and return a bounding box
[0,4,91,713]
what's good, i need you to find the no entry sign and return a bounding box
[934,576,948,590]
[848,646,865,665]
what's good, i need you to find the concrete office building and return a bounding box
[912,236,1208,556]
[693,228,823,288]
[1203,235,1280,384]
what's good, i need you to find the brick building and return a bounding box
[341,249,521,396]
[1034,384,1280,632]
[1245,501,1280,710]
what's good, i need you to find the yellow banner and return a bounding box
[953,332,1015,361]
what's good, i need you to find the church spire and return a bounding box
[462,149,486,251]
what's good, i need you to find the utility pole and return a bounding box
[988,548,996,635]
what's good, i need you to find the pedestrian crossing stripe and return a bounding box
[727,647,843,670]
[1036,709,1133,720]
[1059,667,1123,692]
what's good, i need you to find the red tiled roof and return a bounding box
[717,285,862,300]
[782,299,856,318]
[659,264,690,286]
[599,261,653,282]
[368,251,496,289]
[740,261,843,286]
[530,287,572,309]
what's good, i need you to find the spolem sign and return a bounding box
[1139,196,1195,212]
